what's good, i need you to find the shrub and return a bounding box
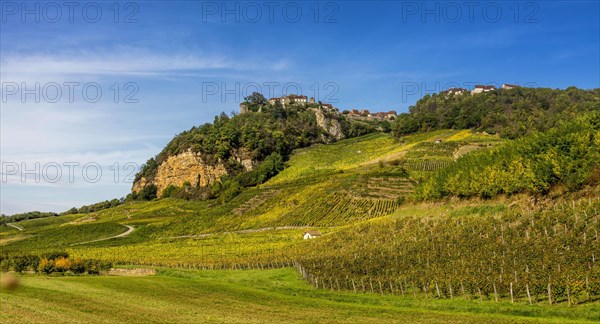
[37,258,55,275]
[162,185,178,198]
[69,259,87,274]
[54,257,71,273]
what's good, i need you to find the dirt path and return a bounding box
[6,223,24,231]
[72,225,134,246]
[166,226,311,239]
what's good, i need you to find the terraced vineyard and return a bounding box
[362,177,414,199]
[232,190,278,215]
[404,160,453,172]
[277,191,399,227]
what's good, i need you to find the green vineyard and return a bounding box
[404,160,453,172]
[278,192,399,226]
[232,190,278,215]
[296,198,600,305]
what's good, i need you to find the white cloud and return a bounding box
[0,48,289,81]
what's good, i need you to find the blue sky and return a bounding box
[1,0,599,214]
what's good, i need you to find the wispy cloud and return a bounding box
[1,48,289,80]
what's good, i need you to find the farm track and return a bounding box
[6,223,24,231]
[71,225,134,246]
[165,226,316,239]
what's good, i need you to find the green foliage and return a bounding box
[0,253,111,275]
[394,87,600,138]
[1,222,129,254]
[0,211,58,225]
[416,113,600,200]
[161,185,178,198]
[136,184,158,201]
[242,91,267,111]
[237,152,285,187]
[62,199,123,215]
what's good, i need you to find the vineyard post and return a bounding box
[566,275,571,307]
[400,279,406,296]
[361,278,365,293]
[448,283,453,299]
[378,280,384,295]
[389,280,394,295]
[435,282,441,298]
[586,276,590,302]
[478,287,483,301]
[493,282,498,302]
[547,283,552,305]
[526,284,532,305]
[461,281,466,300]
[412,281,417,299]
[369,277,375,293]
[351,278,357,293]
[510,282,514,303]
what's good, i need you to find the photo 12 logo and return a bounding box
[1,161,141,184]
[400,1,539,23]
[1,82,140,104]
[200,1,339,23]
[0,1,139,23]
[201,81,339,104]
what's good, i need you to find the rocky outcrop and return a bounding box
[132,176,148,193]
[231,148,256,171]
[312,108,345,142]
[153,151,227,195]
[132,149,256,197]
[132,150,225,196]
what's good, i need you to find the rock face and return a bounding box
[312,108,345,142]
[132,149,256,197]
[131,176,148,193]
[132,150,227,196]
[154,151,227,195]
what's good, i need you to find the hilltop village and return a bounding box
[240,94,397,121]
[240,84,522,121]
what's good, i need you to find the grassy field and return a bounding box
[2,268,598,323]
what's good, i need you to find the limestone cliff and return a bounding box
[312,108,345,142]
[132,149,256,197]
[131,176,148,193]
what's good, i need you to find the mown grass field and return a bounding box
[2,268,598,323]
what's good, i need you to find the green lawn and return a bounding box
[2,268,597,323]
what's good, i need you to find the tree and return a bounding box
[244,92,267,106]
[393,113,419,136]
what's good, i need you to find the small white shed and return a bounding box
[303,230,322,240]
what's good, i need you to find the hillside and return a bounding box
[131,97,383,200]
[394,87,600,138]
[1,111,599,316]
[1,130,504,259]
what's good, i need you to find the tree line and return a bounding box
[393,87,600,139]
[415,111,600,200]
